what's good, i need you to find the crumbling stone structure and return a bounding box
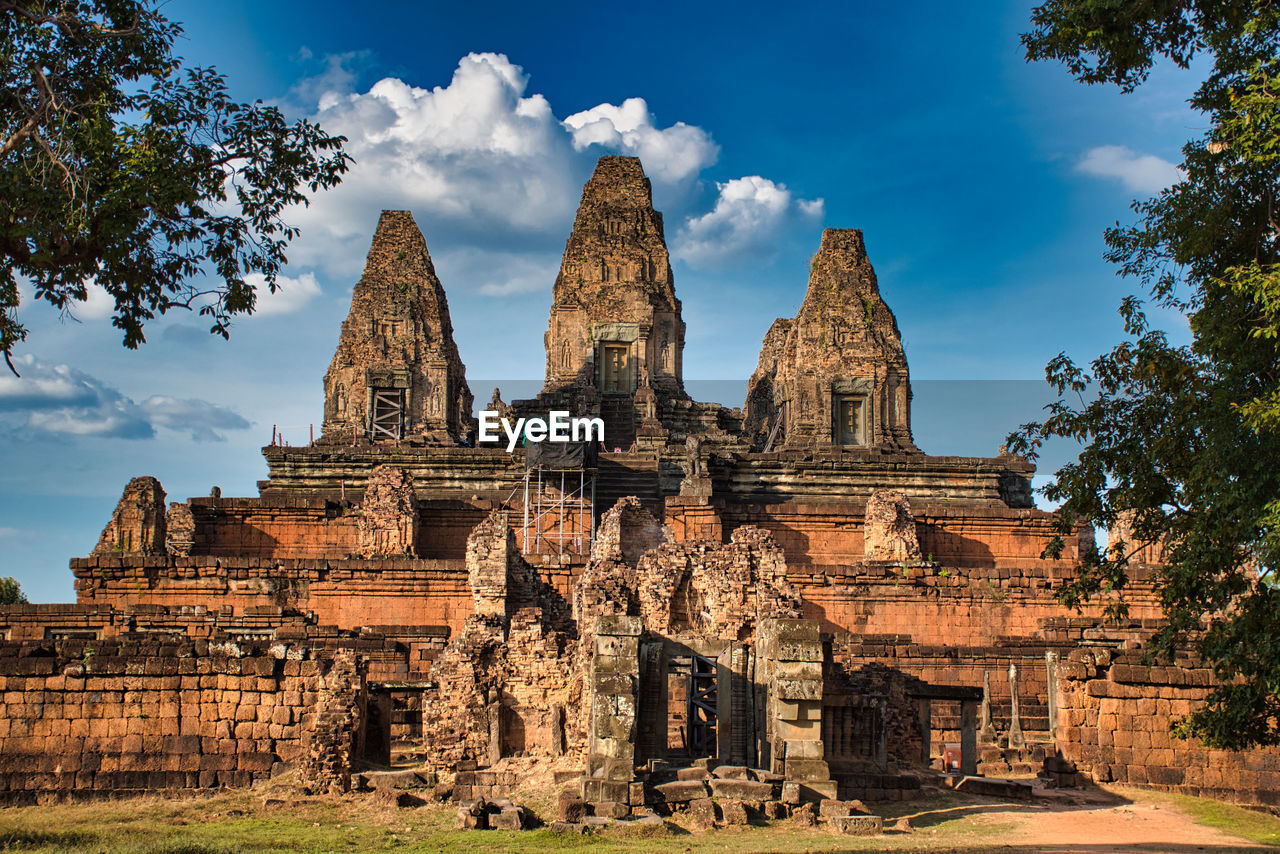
[92,476,167,556]
[5,153,1277,813]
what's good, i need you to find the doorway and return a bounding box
[835,395,866,446]
[666,654,717,759]
[601,344,630,394]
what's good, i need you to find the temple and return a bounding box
[0,155,1274,820]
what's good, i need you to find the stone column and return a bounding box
[1007,662,1025,749]
[757,619,836,801]
[917,697,932,764]
[583,615,641,810]
[980,670,995,742]
[1045,651,1060,743]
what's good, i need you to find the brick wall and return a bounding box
[1057,649,1280,806]
[0,635,348,801]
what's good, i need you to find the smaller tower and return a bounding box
[745,229,916,452]
[322,211,473,444]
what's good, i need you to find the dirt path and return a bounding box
[931,795,1266,852]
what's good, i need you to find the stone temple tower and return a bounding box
[322,210,473,445]
[542,156,688,404]
[744,229,916,452]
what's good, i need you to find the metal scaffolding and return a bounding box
[520,466,596,556]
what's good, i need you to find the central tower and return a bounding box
[542,156,687,402]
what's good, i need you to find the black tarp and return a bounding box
[525,440,599,470]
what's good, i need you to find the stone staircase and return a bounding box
[594,454,662,519]
[599,395,637,451]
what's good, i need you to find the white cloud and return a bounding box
[1077,145,1182,194]
[246,272,322,317]
[140,396,252,442]
[675,176,824,269]
[72,282,114,320]
[434,247,561,298]
[286,53,722,282]
[0,355,250,441]
[563,97,718,183]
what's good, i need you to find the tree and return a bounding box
[0,0,350,374]
[0,577,27,604]
[1011,2,1280,748]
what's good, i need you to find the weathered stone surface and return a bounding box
[708,779,774,800]
[322,210,472,445]
[862,490,921,562]
[654,780,709,803]
[93,476,167,555]
[829,814,884,835]
[718,800,749,825]
[357,465,418,557]
[687,797,716,830]
[745,228,916,452]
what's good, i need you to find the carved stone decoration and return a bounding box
[863,489,921,562]
[744,229,917,452]
[679,433,712,497]
[357,465,418,558]
[165,502,195,557]
[93,476,167,555]
[322,210,473,445]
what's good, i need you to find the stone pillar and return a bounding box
[1045,651,1060,742]
[550,704,565,757]
[757,618,836,801]
[583,615,641,809]
[1007,662,1026,749]
[960,699,978,776]
[980,670,995,742]
[487,689,502,767]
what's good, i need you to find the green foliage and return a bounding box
[0,576,25,604]
[0,0,350,371]
[1013,0,1280,749]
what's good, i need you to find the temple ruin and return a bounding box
[0,155,1275,823]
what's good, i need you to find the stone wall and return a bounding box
[1056,646,1280,806]
[0,634,351,801]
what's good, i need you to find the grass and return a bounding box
[0,782,1270,853]
[1134,786,1280,847]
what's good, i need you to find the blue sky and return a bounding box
[1,1,1203,601]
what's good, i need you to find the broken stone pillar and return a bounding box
[298,649,364,795]
[1007,662,1026,749]
[550,705,565,757]
[980,670,995,742]
[357,465,418,557]
[583,615,641,809]
[321,210,473,444]
[487,689,502,768]
[757,618,835,801]
[862,490,921,562]
[93,476,167,555]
